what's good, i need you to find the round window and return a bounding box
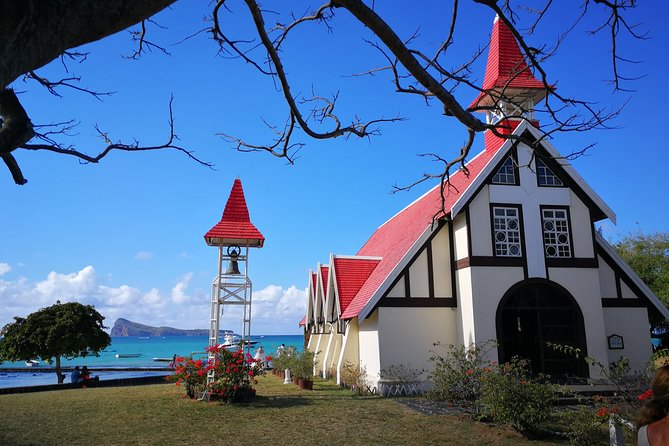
[558,233,568,244]
[509,244,520,256]
[495,231,506,242]
[544,221,554,231]
[508,219,518,230]
[546,245,557,257]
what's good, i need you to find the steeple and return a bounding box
[204,178,265,247]
[469,16,551,150]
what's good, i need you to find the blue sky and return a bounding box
[1,2,667,334]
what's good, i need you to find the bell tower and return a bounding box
[469,16,552,151]
[203,178,264,384]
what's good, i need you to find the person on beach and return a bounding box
[81,366,99,386]
[637,365,669,445]
[70,366,83,384]
[254,346,266,368]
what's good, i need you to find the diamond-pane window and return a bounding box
[536,158,563,187]
[542,208,571,257]
[492,156,516,185]
[493,206,522,257]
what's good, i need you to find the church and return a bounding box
[302,17,669,388]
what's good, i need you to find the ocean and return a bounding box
[0,334,304,389]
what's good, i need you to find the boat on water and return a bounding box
[152,357,173,363]
[115,353,142,358]
[219,334,257,349]
[25,359,40,367]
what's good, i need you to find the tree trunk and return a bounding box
[0,0,176,89]
[55,356,65,384]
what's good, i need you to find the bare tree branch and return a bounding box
[22,96,212,170]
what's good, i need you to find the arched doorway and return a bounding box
[496,279,588,379]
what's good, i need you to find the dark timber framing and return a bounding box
[374,220,456,313]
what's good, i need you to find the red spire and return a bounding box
[469,16,549,110]
[204,178,265,247]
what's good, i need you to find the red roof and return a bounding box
[469,17,548,110]
[311,272,318,297]
[332,257,380,315]
[341,147,501,319]
[319,265,329,304]
[298,315,306,327]
[204,178,265,247]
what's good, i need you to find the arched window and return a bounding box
[496,280,588,380]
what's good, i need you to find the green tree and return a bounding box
[0,301,111,383]
[614,232,669,306]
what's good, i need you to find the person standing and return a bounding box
[637,365,669,445]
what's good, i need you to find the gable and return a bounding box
[596,231,669,320]
[342,147,500,320]
[451,120,616,224]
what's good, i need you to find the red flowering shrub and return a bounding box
[204,344,265,403]
[170,356,207,398]
[170,345,266,402]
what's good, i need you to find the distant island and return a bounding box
[110,318,233,337]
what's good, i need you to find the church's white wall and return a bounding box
[469,186,492,257]
[338,319,360,384]
[324,331,343,378]
[386,278,405,298]
[409,249,430,297]
[621,280,637,300]
[598,255,618,299]
[569,191,595,258]
[469,266,525,362]
[456,269,475,347]
[453,213,469,260]
[358,311,381,386]
[603,307,652,372]
[432,224,453,297]
[375,307,458,387]
[311,333,326,375]
[548,268,609,378]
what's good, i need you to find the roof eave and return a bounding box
[522,124,617,224]
[357,223,437,321]
[595,231,669,320]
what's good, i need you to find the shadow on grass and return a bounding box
[243,395,311,408]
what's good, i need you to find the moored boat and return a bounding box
[115,353,142,358]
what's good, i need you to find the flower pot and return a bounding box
[298,378,313,390]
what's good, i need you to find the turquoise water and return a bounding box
[0,334,303,388]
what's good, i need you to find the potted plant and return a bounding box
[292,349,315,390]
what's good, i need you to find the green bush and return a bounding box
[428,342,494,409]
[341,361,369,394]
[478,358,556,434]
[271,345,297,372]
[558,406,608,446]
[292,349,315,380]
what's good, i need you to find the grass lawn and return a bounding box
[0,374,564,446]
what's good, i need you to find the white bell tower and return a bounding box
[203,178,265,385]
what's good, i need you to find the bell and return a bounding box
[225,257,241,275]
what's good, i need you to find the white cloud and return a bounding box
[134,251,154,261]
[0,263,11,276]
[0,265,305,334]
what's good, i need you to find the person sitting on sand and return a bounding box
[637,365,669,445]
[70,366,84,384]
